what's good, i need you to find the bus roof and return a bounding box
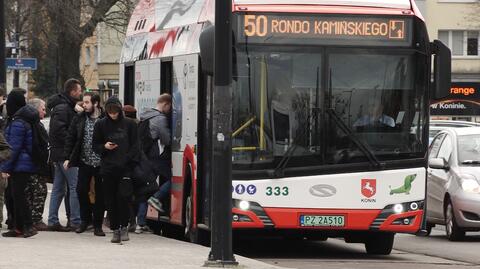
[120,0,422,63]
[233,0,411,10]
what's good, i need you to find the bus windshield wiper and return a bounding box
[461,160,480,165]
[271,107,319,178]
[326,108,383,169]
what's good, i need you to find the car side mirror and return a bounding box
[429,158,449,170]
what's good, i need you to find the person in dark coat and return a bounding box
[47,78,83,231]
[24,98,50,231]
[93,96,139,243]
[64,92,105,236]
[1,93,39,238]
[3,89,26,231]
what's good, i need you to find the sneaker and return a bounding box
[75,223,88,234]
[128,223,136,233]
[94,227,106,237]
[135,225,152,234]
[111,229,121,243]
[23,227,38,238]
[120,227,129,241]
[142,225,153,233]
[148,197,165,213]
[33,221,49,231]
[2,229,23,237]
[47,223,70,232]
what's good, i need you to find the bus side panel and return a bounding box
[170,54,199,224]
[134,59,161,115]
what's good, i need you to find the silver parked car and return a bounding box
[426,127,480,241]
[428,120,480,145]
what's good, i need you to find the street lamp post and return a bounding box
[205,0,237,266]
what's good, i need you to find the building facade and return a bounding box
[422,0,480,122]
[80,22,125,102]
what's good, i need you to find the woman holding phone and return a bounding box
[93,96,139,243]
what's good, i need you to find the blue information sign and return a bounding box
[5,58,37,70]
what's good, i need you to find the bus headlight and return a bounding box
[239,200,250,211]
[393,204,404,213]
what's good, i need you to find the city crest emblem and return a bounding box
[361,179,376,198]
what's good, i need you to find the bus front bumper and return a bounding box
[232,200,424,233]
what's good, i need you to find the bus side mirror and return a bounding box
[199,25,215,76]
[431,40,451,99]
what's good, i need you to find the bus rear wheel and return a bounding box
[365,233,394,255]
[184,186,198,243]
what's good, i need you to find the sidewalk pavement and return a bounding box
[0,186,282,269]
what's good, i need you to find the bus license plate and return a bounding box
[300,215,345,227]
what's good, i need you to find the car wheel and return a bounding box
[445,200,465,241]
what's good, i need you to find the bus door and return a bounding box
[169,54,199,225]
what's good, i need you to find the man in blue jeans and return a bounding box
[141,94,172,214]
[46,79,83,231]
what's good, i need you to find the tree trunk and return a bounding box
[57,35,82,89]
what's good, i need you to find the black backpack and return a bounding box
[30,121,50,176]
[138,115,157,155]
[8,118,50,175]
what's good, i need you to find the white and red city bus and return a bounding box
[119,0,450,254]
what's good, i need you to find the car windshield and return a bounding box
[231,46,428,175]
[457,134,480,164]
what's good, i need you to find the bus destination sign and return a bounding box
[238,14,412,46]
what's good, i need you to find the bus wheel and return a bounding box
[184,184,198,243]
[365,233,394,255]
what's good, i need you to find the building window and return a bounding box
[85,46,91,66]
[438,30,480,57]
[467,31,479,56]
[93,46,98,68]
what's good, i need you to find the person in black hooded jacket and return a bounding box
[93,96,139,243]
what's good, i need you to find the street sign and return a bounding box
[5,58,37,70]
[5,42,16,48]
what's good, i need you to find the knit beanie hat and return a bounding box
[6,89,26,117]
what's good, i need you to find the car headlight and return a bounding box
[460,175,480,193]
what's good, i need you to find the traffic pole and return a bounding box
[0,0,6,90]
[205,0,237,266]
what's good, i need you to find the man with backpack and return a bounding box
[0,89,41,237]
[24,98,50,231]
[140,94,172,214]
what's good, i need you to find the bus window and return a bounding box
[161,61,173,95]
[124,64,135,105]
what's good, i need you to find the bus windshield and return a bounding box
[232,47,427,174]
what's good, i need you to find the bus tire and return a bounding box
[184,182,198,243]
[365,233,394,255]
